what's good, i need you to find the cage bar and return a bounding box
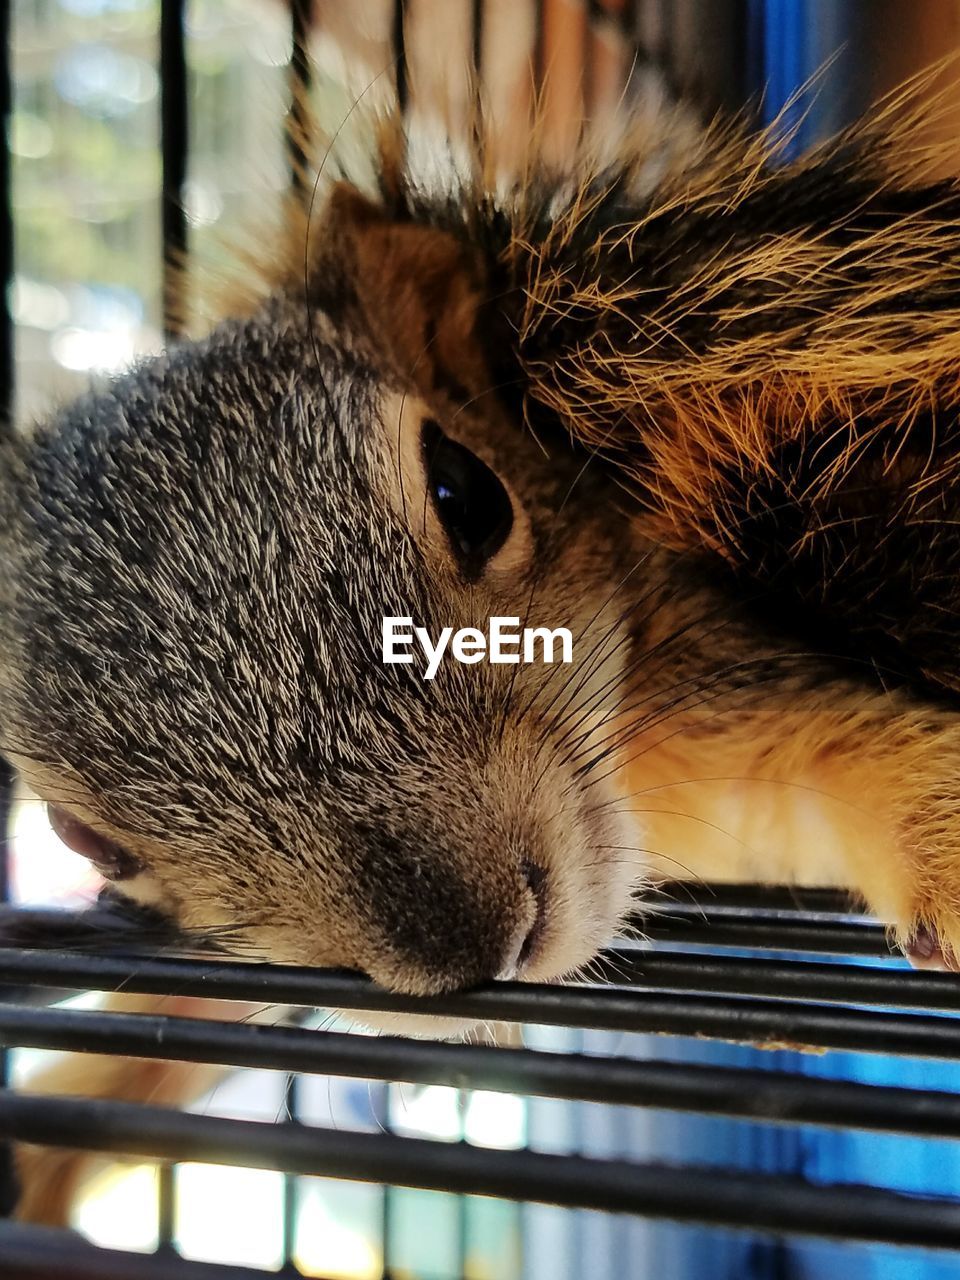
[8,999,960,1140]
[287,0,313,196]
[0,0,14,1224]
[393,0,409,115]
[0,0,12,430]
[7,1092,960,1251]
[6,946,960,1056]
[160,0,189,340]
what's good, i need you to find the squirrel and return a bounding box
[6,88,960,978]
[7,67,960,1220]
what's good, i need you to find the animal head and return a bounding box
[0,186,642,997]
[7,88,960,991]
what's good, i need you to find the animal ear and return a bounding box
[319,183,497,407]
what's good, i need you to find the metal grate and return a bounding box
[4,2,960,1277]
[0,0,16,1228]
[5,887,960,1266]
[0,887,953,1260]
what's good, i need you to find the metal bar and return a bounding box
[0,0,14,1208]
[0,0,13,431]
[5,939,944,1016]
[8,1001,960,1140]
[393,0,408,115]
[378,1080,393,1280]
[287,0,312,196]
[455,1088,468,1280]
[157,1162,176,1254]
[4,949,958,1055]
[635,914,893,955]
[280,1074,300,1272]
[0,1221,335,1280]
[594,950,954,1011]
[5,1092,960,1251]
[0,0,15,1220]
[160,0,189,340]
[0,774,12,1218]
[651,883,862,914]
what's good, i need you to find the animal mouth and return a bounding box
[46,804,144,882]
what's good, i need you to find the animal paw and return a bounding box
[904,923,960,971]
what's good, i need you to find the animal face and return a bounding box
[0,266,642,997]
[7,103,960,993]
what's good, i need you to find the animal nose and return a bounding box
[353,827,551,994]
[499,859,548,980]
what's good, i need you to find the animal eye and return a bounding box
[421,419,513,575]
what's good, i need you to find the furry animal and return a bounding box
[7,66,960,1221]
[7,89,960,975]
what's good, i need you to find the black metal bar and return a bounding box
[0,772,12,1218]
[456,1087,468,1278]
[0,0,13,432]
[5,1092,960,1251]
[157,1162,176,1254]
[635,914,893,956]
[0,1,14,1215]
[160,0,189,340]
[378,1080,393,1280]
[594,950,957,1012]
[5,949,958,1056]
[0,789,13,1220]
[393,0,408,115]
[3,937,945,1013]
[0,0,15,1221]
[280,1074,300,1272]
[0,1221,335,1280]
[9,1001,960,1140]
[652,883,862,914]
[287,0,313,196]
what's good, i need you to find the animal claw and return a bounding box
[905,924,960,971]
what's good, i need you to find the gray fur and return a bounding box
[0,282,640,996]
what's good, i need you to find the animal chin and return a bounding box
[46,804,145,883]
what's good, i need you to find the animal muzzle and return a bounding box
[351,831,549,996]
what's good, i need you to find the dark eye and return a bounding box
[421,419,514,576]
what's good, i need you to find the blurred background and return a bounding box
[11,0,292,425]
[12,0,960,428]
[8,2,960,1277]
